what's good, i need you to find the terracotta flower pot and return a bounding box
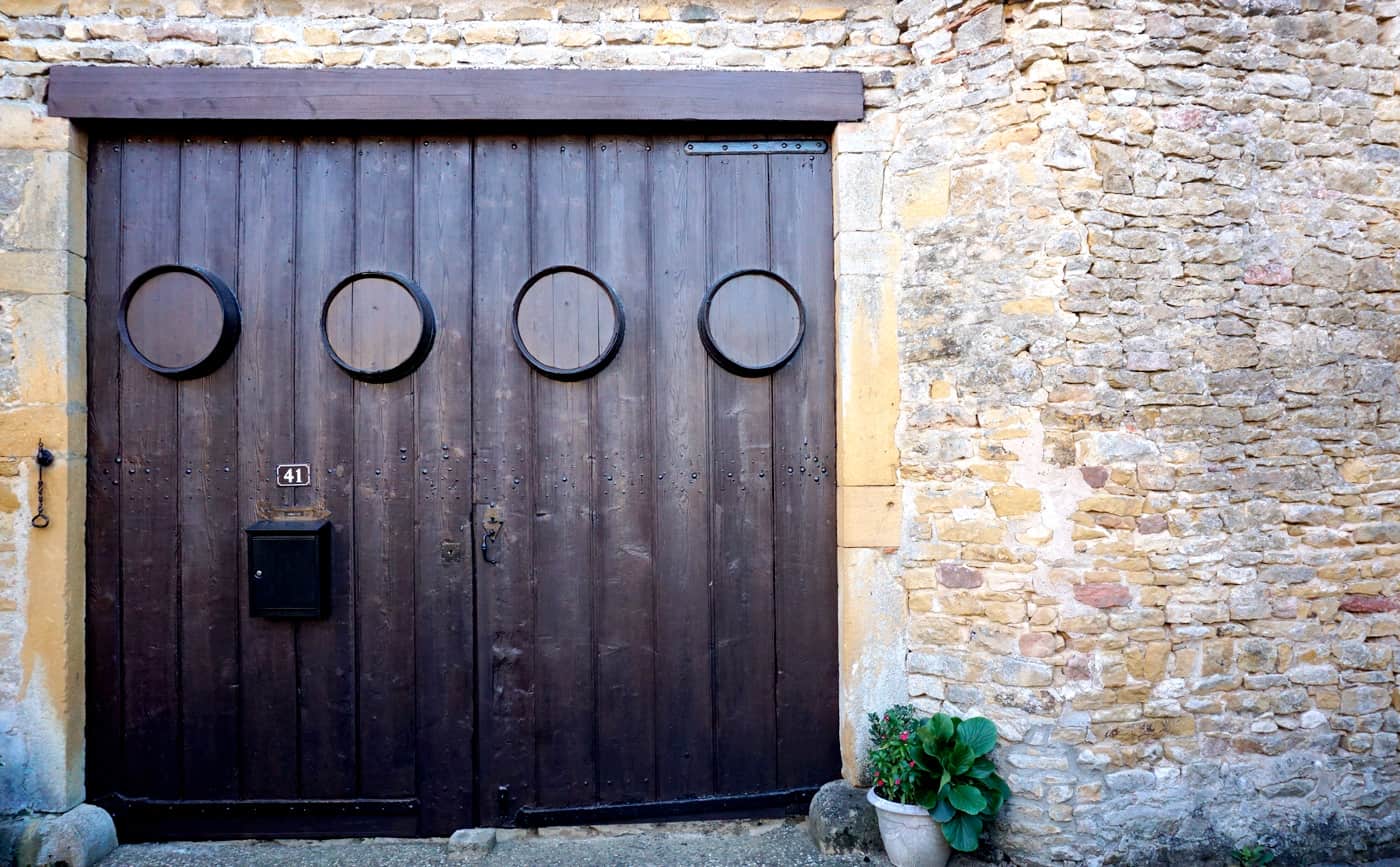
[867,787,952,867]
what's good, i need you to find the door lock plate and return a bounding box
[482,504,504,534]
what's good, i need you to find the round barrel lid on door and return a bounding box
[119,264,241,379]
[512,265,625,381]
[698,268,805,377]
[321,270,437,383]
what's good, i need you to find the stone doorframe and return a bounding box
[0,66,907,826]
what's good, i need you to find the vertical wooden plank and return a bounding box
[648,136,715,800]
[769,150,840,787]
[118,135,182,798]
[177,136,242,798]
[237,137,299,798]
[530,134,596,808]
[472,134,535,825]
[354,135,418,797]
[294,136,359,799]
[591,135,655,804]
[413,134,474,833]
[706,149,778,795]
[86,135,124,799]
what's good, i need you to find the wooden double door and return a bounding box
[86,129,837,839]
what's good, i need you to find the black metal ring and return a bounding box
[511,265,626,382]
[118,264,242,380]
[697,268,805,377]
[320,270,437,383]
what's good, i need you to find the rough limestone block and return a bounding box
[447,827,497,860]
[0,804,117,867]
[807,780,881,854]
[837,484,901,547]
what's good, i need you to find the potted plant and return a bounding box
[866,705,1009,867]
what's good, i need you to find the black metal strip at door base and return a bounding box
[96,794,421,841]
[513,786,821,827]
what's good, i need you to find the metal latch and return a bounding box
[480,505,504,565]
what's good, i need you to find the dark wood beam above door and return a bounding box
[47,66,864,122]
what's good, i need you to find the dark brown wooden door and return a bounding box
[86,131,836,840]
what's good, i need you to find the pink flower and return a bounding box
[900,731,909,742]
[908,760,915,768]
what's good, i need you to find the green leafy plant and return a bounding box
[1231,845,1276,867]
[912,713,1009,851]
[867,706,1008,853]
[867,705,924,805]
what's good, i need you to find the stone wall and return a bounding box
[0,103,87,815]
[0,0,906,88]
[2,0,1400,863]
[892,0,1400,863]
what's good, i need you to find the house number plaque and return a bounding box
[275,463,312,487]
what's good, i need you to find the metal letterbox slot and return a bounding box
[246,519,331,619]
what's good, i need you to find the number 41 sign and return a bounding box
[275,463,312,487]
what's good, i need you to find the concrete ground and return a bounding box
[101,819,930,867]
[97,820,1400,867]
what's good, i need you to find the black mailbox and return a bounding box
[247,520,331,619]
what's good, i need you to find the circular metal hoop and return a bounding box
[511,265,626,382]
[118,263,242,380]
[320,270,437,383]
[697,268,806,377]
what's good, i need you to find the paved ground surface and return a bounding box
[102,819,934,867]
[98,820,1400,867]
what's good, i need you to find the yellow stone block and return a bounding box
[304,25,340,45]
[460,24,516,43]
[915,489,985,513]
[0,99,43,139]
[206,0,254,16]
[556,29,601,47]
[10,294,84,406]
[928,379,955,400]
[654,26,692,44]
[1001,296,1057,315]
[799,5,846,20]
[764,3,800,21]
[415,44,452,65]
[322,47,365,65]
[837,273,898,487]
[897,166,949,227]
[263,45,320,63]
[1080,495,1144,517]
[0,251,84,296]
[990,485,1042,517]
[496,4,549,19]
[113,0,166,16]
[0,404,86,459]
[1339,459,1370,483]
[935,518,1003,544]
[253,23,293,42]
[983,600,1028,623]
[0,44,39,61]
[970,463,1011,482]
[838,485,901,548]
[0,0,62,14]
[639,3,669,20]
[837,547,906,783]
